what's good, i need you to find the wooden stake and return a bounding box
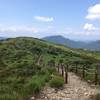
[65,65,68,84]
[61,64,64,77]
[94,65,98,85]
[82,65,85,78]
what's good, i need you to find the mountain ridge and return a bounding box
[42,35,100,51]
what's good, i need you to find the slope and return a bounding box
[0,37,100,100]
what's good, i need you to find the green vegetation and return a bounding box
[0,37,100,100]
[49,75,64,88]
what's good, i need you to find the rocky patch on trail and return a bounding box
[30,72,100,100]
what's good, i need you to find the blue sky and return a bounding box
[0,0,100,41]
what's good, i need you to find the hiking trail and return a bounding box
[31,72,100,100]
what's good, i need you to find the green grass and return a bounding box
[1,37,100,99]
[49,75,64,88]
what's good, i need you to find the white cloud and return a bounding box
[0,25,38,33]
[86,4,100,20]
[83,23,96,31]
[34,16,54,22]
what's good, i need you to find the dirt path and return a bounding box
[32,72,100,100]
[37,55,42,65]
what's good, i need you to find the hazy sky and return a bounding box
[0,0,100,41]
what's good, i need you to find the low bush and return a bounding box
[47,67,56,74]
[25,74,49,94]
[49,75,64,88]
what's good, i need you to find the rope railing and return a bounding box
[84,70,95,75]
[56,62,100,85]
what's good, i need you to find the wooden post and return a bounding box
[58,64,59,72]
[82,65,85,78]
[94,65,98,85]
[54,61,56,68]
[43,63,45,67]
[65,65,68,84]
[61,64,64,77]
[40,59,43,66]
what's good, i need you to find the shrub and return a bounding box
[29,80,42,94]
[49,75,64,88]
[25,75,47,94]
[39,67,49,75]
[47,67,56,74]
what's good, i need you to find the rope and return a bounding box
[85,70,95,75]
[85,68,95,71]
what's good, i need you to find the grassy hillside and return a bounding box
[71,48,100,60]
[0,37,100,100]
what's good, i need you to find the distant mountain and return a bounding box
[0,37,7,40]
[42,35,87,48]
[85,41,100,51]
[42,35,100,51]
